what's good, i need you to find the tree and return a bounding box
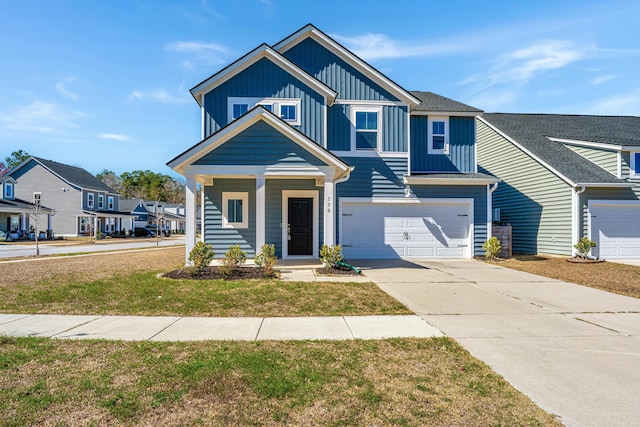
[29,192,44,256]
[0,162,7,176]
[96,169,122,193]
[4,150,30,170]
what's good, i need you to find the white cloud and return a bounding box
[462,40,586,92]
[165,40,230,69]
[97,133,134,142]
[165,41,228,54]
[592,74,617,85]
[128,90,190,104]
[583,89,640,115]
[55,78,78,100]
[0,101,86,134]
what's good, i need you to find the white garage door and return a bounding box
[340,201,472,259]
[590,203,640,259]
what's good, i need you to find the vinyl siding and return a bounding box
[564,144,619,176]
[328,104,408,152]
[282,37,399,102]
[194,121,328,167]
[265,179,323,258]
[203,179,256,256]
[621,151,640,198]
[477,119,574,255]
[202,57,325,143]
[411,116,475,173]
[410,185,488,255]
[10,161,84,236]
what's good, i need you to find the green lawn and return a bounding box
[0,336,561,426]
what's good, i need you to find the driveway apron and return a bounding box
[357,259,640,427]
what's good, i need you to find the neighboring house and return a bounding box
[118,198,149,230]
[1,176,54,238]
[477,113,640,259]
[146,201,185,232]
[6,157,134,236]
[168,24,498,262]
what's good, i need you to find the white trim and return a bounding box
[201,94,205,141]
[334,99,407,107]
[487,182,499,241]
[631,151,640,178]
[618,151,622,178]
[411,111,480,117]
[547,137,623,151]
[479,116,577,187]
[184,165,336,178]
[331,151,407,158]
[282,190,319,259]
[255,176,266,250]
[404,176,499,186]
[3,182,14,199]
[274,25,420,109]
[322,97,328,149]
[338,197,475,258]
[323,177,335,246]
[87,192,94,209]
[190,44,337,107]
[98,194,104,210]
[222,192,249,229]
[427,116,449,155]
[350,105,383,152]
[406,104,412,176]
[571,187,586,256]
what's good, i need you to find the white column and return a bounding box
[185,174,197,265]
[323,177,335,246]
[21,212,26,231]
[93,216,98,237]
[255,175,266,251]
[200,184,205,238]
[47,213,52,231]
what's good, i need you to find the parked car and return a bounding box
[0,230,6,241]
[134,227,155,237]
[145,224,171,237]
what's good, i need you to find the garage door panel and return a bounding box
[590,204,640,259]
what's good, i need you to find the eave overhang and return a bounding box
[403,175,500,186]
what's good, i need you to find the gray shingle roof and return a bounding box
[409,91,483,113]
[482,113,640,184]
[32,157,118,193]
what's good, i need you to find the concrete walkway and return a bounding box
[356,259,640,427]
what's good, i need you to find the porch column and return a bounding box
[47,213,52,231]
[185,174,197,265]
[21,212,26,232]
[200,184,205,238]
[255,174,266,251]
[93,216,98,237]
[323,177,335,246]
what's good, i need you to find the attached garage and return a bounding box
[339,199,473,259]
[589,201,640,259]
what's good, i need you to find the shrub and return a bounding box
[482,236,501,260]
[188,242,215,269]
[255,243,277,277]
[574,237,596,259]
[320,244,344,269]
[221,244,247,275]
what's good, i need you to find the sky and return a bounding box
[1,0,639,178]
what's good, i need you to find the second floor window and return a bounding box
[232,103,249,119]
[280,104,297,122]
[228,97,301,125]
[3,182,13,199]
[351,107,381,151]
[98,194,104,209]
[87,193,94,208]
[632,152,640,178]
[428,116,449,155]
[108,196,114,210]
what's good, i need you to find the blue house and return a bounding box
[168,24,498,262]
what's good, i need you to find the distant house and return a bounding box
[477,114,640,259]
[119,199,186,233]
[168,24,498,263]
[118,198,149,230]
[5,157,134,237]
[1,176,54,239]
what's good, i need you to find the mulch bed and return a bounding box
[315,267,362,276]
[162,266,279,280]
[566,257,605,264]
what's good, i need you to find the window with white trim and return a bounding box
[222,192,248,229]
[227,97,300,125]
[631,152,640,178]
[33,192,41,207]
[351,107,382,151]
[87,192,94,209]
[3,182,13,199]
[98,194,104,209]
[108,196,114,210]
[428,116,449,155]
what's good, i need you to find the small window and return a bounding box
[87,193,94,208]
[222,192,248,229]
[3,182,13,199]
[98,194,104,209]
[257,103,273,112]
[631,152,640,178]
[353,110,380,151]
[280,104,297,122]
[108,196,114,210]
[232,103,248,119]
[33,192,41,207]
[428,117,449,155]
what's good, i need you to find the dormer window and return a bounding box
[428,116,449,155]
[232,103,249,119]
[3,182,13,199]
[631,152,640,178]
[280,104,297,122]
[228,97,300,125]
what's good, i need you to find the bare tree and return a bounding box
[29,192,44,256]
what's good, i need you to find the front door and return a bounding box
[288,197,313,256]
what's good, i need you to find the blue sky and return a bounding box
[1,0,639,178]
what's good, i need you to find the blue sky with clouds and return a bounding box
[1,0,639,177]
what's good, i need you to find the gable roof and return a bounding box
[189,43,337,107]
[274,24,421,109]
[168,106,352,179]
[410,91,483,116]
[15,157,119,194]
[119,198,147,213]
[480,114,639,186]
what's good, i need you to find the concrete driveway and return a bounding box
[357,259,640,427]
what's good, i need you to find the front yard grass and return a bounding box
[0,247,409,316]
[0,336,561,426]
[491,255,640,298]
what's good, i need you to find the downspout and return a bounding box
[487,181,499,240]
[572,186,586,256]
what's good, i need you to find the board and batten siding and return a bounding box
[203,179,256,256]
[202,57,325,143]
[477,119,574,255]
[327,104,408,152]
[194,121,327,167]
[564,144,619,176]
[10,160,84,236]
[621,151,640,198]
[410,185,488,255]
[282,37,399,102]
[411,116,475,173]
